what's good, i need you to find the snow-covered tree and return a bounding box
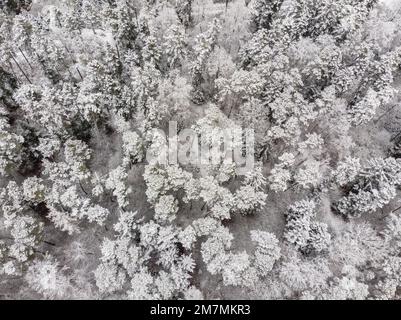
[0,118,24,176]
[190,19,220,104]
[104,166,132,208]
[284,199,331,254]
[175,0,192,28]
[25,255,72,299]
[250,230,281,277]
[164,24,187,69]
[335,158,401,217]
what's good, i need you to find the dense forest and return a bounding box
[1,0,401,300]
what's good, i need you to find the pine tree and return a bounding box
[250,230,281,277]
[335,158,401,217]
[164,24,187,69]
[175,0,192,29]
[250,0,284,31]
[190,19,220,104]
[0,0,32,14]
[284,199,331,254]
